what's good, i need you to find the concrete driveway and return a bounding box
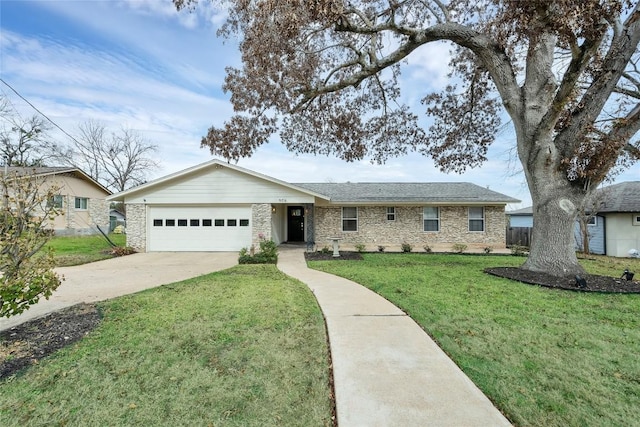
[0,252,237,331]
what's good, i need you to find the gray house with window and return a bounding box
[508,206,606,254]
[507,181,640,257]
[108,159,519,252]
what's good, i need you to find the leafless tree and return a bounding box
[0,99,56,167]
[175,0,640,277]
[63,121,159,192]
[575,188,608,255]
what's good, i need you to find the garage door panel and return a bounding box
[148,206,251,251]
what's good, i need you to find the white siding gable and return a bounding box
[124,165,315,204]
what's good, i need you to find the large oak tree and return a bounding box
[175,0,640,277]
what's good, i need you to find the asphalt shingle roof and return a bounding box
[506,181,640,215]
[4,166,76,177]
[598,181,640,212]
[293,182,519,204]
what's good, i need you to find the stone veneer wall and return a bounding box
[125,203,146,251]
[314,205,507,251]
[89,198,109,232]
[53,196,109,235]
[252,203,272,246]
[304,203,315,243]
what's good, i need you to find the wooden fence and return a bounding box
[506,227,532,247]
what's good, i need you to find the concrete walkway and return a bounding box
[277,246,512,427]
[2,248,512,425]
[0,252,237,331]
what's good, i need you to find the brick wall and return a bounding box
[314,205,507,251]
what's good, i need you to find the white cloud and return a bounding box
[0,0,534,204]
[403,41,452,95]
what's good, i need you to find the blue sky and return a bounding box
[3,1,635,208]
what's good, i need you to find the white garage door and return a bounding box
[148,206,252,251]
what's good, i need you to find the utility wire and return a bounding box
[0,77,83,146]
[1,78,116,240]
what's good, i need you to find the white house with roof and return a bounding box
[107,159,520,252]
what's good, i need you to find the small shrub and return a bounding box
[354,243,366,253]
[483,246,493,254]
[510,244,528,257]
[423,245,432,253]
[111,246,136,257]
[452,243,467,254]
[238,239,278,264]
[401,242,413,253]
[378,245,386,253]
[320,246,331,254]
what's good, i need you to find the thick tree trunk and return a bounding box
[521,181,586,277]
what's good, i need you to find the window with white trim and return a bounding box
[423,207,440,232]
[586,216,597,226]
[342,207,358,232]
[74,197,88,210]
[48,195,63,209]
[386,207,396,221]
[633,215,640,226]
[468,207,485,232]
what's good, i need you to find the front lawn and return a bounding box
[309,253,640,427]
[44,234,127,266]
[0,265,333,427]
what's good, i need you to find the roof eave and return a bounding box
[107,159,331,202]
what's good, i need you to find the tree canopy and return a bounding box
[176,0,640,276]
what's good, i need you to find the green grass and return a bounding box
[44,234,127,266]
[0,265,332,427]
[309,253,640,427]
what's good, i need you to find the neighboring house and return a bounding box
[5,167,111,235]
[507,181,640,257]
[109,209,126,231]
[507,207,605,254]
[107,159,519,252]
[597,181,640,257]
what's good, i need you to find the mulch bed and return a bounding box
[1,303,101,380]
[486,267,640,293]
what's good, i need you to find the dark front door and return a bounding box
[287,206,305,242]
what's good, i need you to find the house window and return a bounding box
[214,219,224,226]
[469,207,485,232]
[240,219,250,227]
[178,219,188,227]
[386,207,396,221]
[423,207,440,232]
[153,219,163,227]
[190,219,200,226]
[74,197,88,210]
[634,215,640,226]
[586,216,597,226]
[165,219,175,226]
[48,195,63,209]
[203,219,212,227]
[227,219,237,227]
[342,207,358,232]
